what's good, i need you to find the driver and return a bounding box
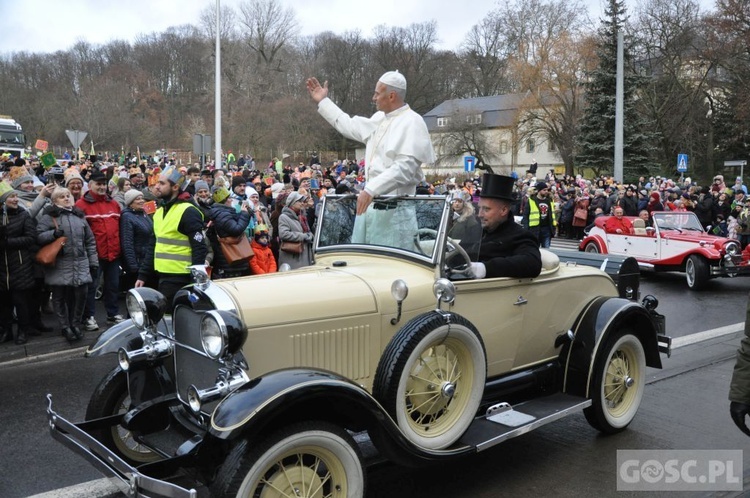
[463,174,542,279]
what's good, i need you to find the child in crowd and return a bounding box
[250,224,277,275]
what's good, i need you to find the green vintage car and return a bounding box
[48,195,669,497]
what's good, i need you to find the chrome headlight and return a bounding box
[725,241,740,256]
[200,310,247,359]
[126,288,167,330]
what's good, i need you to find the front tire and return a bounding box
[584,332,646,434]
[373,312,486,450]
[685,254,709,290]
[211,421,365,498]
[85,367,159,464]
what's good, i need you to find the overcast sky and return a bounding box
[3,0,716,56]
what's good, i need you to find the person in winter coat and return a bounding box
[729,292,750,437]
[208,186,252,279]
[571,194,589,240]
[693,187,714,229]
[119,190,156,290]
[37,187,98,343]
[0,182,39,345]
[447,191,481,244]
[558,190,576,239]
[278,191,313,270]
[76,170,123,330]
[250,224,277,275]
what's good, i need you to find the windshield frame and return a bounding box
[313,194,452,267]
[652,211,705,233]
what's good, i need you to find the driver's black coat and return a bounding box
[462,219,542,278]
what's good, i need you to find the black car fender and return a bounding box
[208,368,473,466]
[561,296,662,398]
[84,317,173,357]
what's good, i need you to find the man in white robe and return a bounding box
[306,71,436,250]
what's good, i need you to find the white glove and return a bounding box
[470,262,486,279]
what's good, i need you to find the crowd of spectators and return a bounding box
[1,148,749,345]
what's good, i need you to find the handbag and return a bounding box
[280,240,304,255]
[574,207,588,220]
[36,218,67,266]
[218,234,254,263]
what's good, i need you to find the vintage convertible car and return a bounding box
[47,195,670,498]
[580,210,750,290]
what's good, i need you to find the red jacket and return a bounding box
[76,191,121,262]
[250,239,277,274]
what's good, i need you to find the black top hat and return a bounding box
[479,173,515,201]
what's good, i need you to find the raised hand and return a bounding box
[306,77,329,103]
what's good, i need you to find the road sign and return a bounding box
[65,130,87,150]
[464,156,476,172]
[677,154,688,173]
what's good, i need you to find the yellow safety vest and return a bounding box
[154,202,199,274]
[528,197,557,227]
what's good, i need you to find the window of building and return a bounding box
[437,117,450,127]
[547,139,557,152]
[499,141,508,154]
[526,139,535,153]
[466,114,482,125]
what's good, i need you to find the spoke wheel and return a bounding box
[584,332,646,434]
[374,312,486,449]
[85,367,159,464]
[211,421,364,498]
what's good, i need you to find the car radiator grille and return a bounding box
[173,305,223,410]
[290,325,370,382]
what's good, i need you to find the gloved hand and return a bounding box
[90,266,99,279]
[53,229,64,238]
[470,262,486,279]
[730,401,750,437]
[304,232,313,242]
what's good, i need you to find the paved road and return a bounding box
[2,324,746,498]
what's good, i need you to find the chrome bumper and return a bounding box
[712,256,750,277]
[46,394,197,498]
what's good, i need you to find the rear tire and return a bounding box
[584,242,600,253]
[584,332,646,434]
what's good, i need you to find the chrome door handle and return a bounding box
[514,296,528,306]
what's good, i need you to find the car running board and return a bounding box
[458,393,592,452]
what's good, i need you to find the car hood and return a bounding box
[658,231,728,245]
[211,255,434,327]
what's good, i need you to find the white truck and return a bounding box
[0,115,26,158]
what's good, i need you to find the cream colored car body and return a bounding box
[215,234,617,391]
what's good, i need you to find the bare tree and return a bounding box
[458,11,515,97]
[631,0,714,178]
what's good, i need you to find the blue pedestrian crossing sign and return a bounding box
[677,154,688,173]
[464,156,476,172]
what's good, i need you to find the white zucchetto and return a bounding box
[378,71,407,90]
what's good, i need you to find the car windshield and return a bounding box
[653,212,704,232]
[316,195,449,261]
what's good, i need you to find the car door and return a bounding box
[452,277,530,378]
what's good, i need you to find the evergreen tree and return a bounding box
[576,0,660,181]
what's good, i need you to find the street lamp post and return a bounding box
[215,0,222,169]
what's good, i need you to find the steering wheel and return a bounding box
[413,228,472,274]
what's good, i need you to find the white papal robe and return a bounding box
[317,98,436,250]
